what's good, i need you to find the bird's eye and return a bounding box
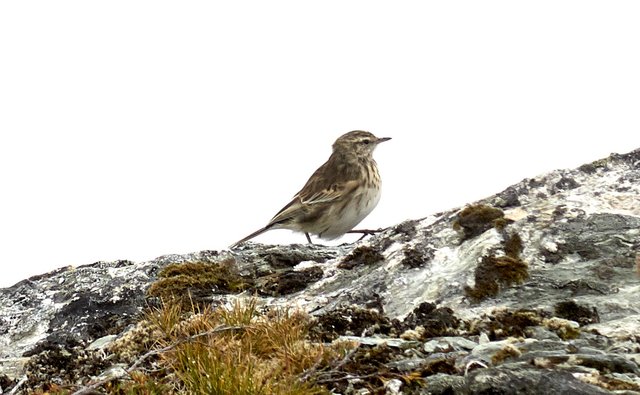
[362,139,371,145]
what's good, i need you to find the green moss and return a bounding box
[465,255,529,300]
[504,233,523,259]
[147,259,251,308]
[492,217,510,231]
[453,204,507,240]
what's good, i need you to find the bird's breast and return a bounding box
[318,185,382,240]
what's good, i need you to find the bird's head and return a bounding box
[332,130,391,157]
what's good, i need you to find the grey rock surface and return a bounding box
[1,148,639,394]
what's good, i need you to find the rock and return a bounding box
[1,148,640,394]
[524,326,562,341]
[420,373,466,394]
[465,364,611,394]
[0,259,150,363]
[336,335,420,349]
[85,335,118,351]
[383,378,403,394]
[423,337,478,353]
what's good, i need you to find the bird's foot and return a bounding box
[346,227,388,241]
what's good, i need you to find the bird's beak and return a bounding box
[377,137,391,144]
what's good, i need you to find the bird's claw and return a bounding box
[346,227,388,241]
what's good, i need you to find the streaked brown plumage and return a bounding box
[230,130,390,248]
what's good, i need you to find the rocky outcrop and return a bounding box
[1,149,639,394]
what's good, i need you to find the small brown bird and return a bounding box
[230,130,390,248]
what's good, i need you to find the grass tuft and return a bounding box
[157,299,334,394]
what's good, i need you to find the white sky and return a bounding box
[1,2,639,288]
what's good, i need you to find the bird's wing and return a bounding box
[301,179,359,205]
[267,179,360,226]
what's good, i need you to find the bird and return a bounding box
[230,130,390,248]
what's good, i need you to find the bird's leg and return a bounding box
[346,227,388,241]
[305,232,313,244]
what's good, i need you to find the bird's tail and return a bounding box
[229,226,271,249]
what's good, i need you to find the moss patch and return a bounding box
[147,259,251,308]
[401,247,434,268]
[465,255,529,301]
[394,302,460,339]
[457,204,529,301]
[256,266,324,297]
[469,309,545,340]
[504,232,524,258]
[554,300,600,325]
[311,306,392,342]
[453,204,507,240]
[543,317,581,340]
[338,246,384,269]
[491,344,522,365]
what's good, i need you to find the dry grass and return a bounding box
[137,298,341,394]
